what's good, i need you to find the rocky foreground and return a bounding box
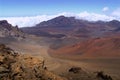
[0,44,114,80]
[0,44,66,80]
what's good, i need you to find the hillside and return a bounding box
[49,36,120,59]
[0,20,25,39]
[0,44,116,80]
[0,44,67,80]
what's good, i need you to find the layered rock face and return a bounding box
[0,20,25,39]
[0,44,66,80]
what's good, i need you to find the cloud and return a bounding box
[59,11,115,21]
[77,11,115,21]
[112,8,120,17]
[0,15,58,27]
[0,11,119,27]
[102,7,109,12]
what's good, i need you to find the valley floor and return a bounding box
[8,41,120,80]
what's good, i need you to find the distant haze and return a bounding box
[1,0,120,27]
[0,12,120,27]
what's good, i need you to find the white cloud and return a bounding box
[102,7,109,12]
[0,15,58,27]
[60,11,115,21]
[77,11,115,21]
[0,11,119,27]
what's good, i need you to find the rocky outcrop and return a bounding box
[0,20,25,39]
[0,44,67,80]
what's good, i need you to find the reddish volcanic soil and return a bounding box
[48,36,120,59]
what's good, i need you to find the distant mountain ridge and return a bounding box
[21,16,120,38]
[36,16,80,28]
[21,16,120,58]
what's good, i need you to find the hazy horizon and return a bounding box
[0,0,120,27]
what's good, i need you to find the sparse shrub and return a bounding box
[96,71,112,80]
[68,67,81,73]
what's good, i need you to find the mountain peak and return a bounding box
[0,20,11,27]
[107,20,120,28]
[0,20,25,39]
[55,15,66,18]
[110,20,120,22]
[0,20,8,24]
[53,15,75,20]
[36,15,77,27]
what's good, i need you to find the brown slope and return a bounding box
[49,36,120,58]
[0,44,67,80]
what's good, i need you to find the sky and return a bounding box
[0,0,120,27]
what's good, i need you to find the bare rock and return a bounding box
[0,44,67,80]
